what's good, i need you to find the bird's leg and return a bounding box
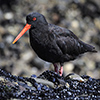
[59,63,63,76]
[59,66,63,76]
[53,63,59,74]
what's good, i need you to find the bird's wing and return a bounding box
[48,23,81,56]
[48,23,78,39]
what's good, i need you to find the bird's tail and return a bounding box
[80,41,97,53]
[85,43,97,52]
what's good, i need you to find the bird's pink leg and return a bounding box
[59,66,63,76]
[53,63,58,74]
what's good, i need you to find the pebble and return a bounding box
[4,12,14,20]
[5,35,14,43]
[94,18,100,29]
[21,50,34,62]
[65,73,85,82]
[71,20,79,29]
[1,69,100,99]
[63,63,74,75]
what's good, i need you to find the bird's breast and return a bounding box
[29,30,62,62]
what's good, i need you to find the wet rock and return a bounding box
[94,18,100,29]
[65,73,85,82]
[0,69,100,99]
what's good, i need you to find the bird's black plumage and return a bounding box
[28,12,96,65]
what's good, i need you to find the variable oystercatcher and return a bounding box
[12,12,97,76]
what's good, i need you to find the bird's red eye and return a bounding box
[33,17,36,21]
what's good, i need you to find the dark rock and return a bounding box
[0,69,100,99]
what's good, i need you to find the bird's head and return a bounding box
[26,12,48,28]
[12,12,48,44]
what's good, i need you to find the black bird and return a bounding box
[12,12,97,76]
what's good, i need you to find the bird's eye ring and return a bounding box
[33,17,36,21]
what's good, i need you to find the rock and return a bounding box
[0,69,100,99]
[63,63,74,76]
[65,73,85,82]
[5,35,14,44]
[21,50,34,62]
[71,20,79,29]
[94,18,100,29]
[4,12,14,20]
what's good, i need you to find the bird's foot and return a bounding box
[53,63,63,76]
[53,63,59,74]
[59,66,63,76]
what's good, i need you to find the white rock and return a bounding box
[21,50,34,62]
[4,12,14,20]
[64,63,74,75]
[71,20,79,29]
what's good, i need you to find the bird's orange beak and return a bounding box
[12,23,31,44]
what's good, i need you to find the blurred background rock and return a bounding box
[0,0,100,78]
